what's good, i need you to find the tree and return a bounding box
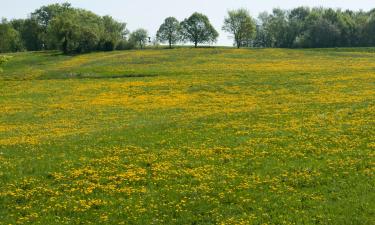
[223,9,256,48]
[0,19,24,53]
[31,3,72,29]
[31,3,73,49]
[11,18,44,51]
[100,16,127,51]
[254,12,273,47]
[46,6,129,54]
[180,12,218,48]
[288,7,311,47]
[254,9,289,48]
[48,9,103,54]
[267,8,290,47]
[351,11,368,46]
[156,17,180,48]
[48,11,79,54]
[129,29,148,49]
[363,12,375,46]
[297,17,341,48]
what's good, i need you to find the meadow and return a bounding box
[0,48,374,224]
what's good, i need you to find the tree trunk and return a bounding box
[236,36,241,49]
[169,41,172,49]
[194,41,198,48]
[62,36,68,54]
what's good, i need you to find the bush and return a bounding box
[0,55,12,72]
[116,39,136,50]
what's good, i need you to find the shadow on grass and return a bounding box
[36,73,159,80]
[78,74,159,79]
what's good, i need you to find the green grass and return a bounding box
[0,48,374,224]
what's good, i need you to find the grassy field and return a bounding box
[0,48,374,224]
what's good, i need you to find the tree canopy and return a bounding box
[180,12,219,48]
[223,9,256,48]
[254,7,375,48]
[156,17,180,48]
[1,3,128,54]
[129,29,149,49]
[45,6,127,54]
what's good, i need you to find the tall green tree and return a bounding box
[180,13,218,48]
[223,9,256,48]
[156,17,180,48]
[48,11,79,54]
[48,9,103,54]
[363,12,375,46]
[31,3,73,49]
[100,16,127,51]
[31,3,72,29]
[287,7,310,47]
[254,12,273,47]
[11,18,44,51]
[296,16,341,48]
[267,8,289,47]
[254,9,290,48]
[129,29,149,49]
[0,19,24,53]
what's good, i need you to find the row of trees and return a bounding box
[157,13,219,48]
[254,7,375,48]
[1,4,375,54]
[156,7,375,49]
[155,9,257,49]
[0,3,128,54]
[0,3,219,53]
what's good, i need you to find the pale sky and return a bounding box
[1,0,374,46]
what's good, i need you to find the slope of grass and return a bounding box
[0,48,374,224]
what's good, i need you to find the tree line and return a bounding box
[1,3,375,54]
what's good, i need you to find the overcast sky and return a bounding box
[1,0,374,46]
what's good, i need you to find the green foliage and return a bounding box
[47,9,127,54]
[296,17,341,48]
[48,10,82,54]
[255,7,375,48]
[100,16,128,51]
[31,3,72,30]
[0,19,24,53]
[262,8,290,48]
[31,3,73,49]
[11,18,44,51]
[254,12,273,47]
[363,13,375,46]
[27,3,127,54]
[3,4,375,53]
[115,39,135,50]
[180,12,218,48]
[156,17,181,48]
[223,9,256,48]
[129,29,149,49]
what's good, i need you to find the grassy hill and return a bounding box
[0,48,374,224]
